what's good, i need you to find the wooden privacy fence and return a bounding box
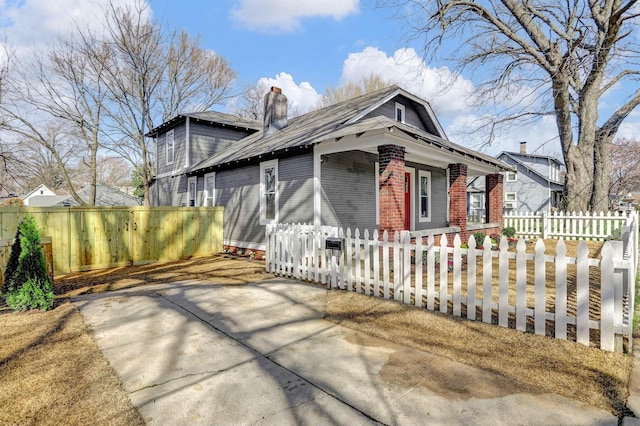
[265,221,638,352]
[0,207,224,274]
[503,210,635,241]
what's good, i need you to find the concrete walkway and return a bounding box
[73,278,617,425]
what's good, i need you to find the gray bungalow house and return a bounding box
[497,142,565,213]
[147,85,513,253]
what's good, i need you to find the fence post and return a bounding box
[541,211,548,239]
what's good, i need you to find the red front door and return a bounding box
[404,172,411,230]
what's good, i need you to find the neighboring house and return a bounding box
[147,85,513,253]
[466,176,486,223]
[497,143,565,213]
[22,183,141,207]
[53,183,142,207]
[22,184,67,206]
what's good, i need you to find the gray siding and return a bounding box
[321,151,377,231]
[216,152,314,247]
[406,162,449,230]
[502,158,552,212]
[279,153,314,224]
[363,97,426,131]
[156,125,187,175]
[189,122,253,167]
[153,175,189,206]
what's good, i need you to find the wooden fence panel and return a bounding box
[0,207,223,274]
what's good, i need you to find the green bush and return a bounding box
[1,226,23,296]
[6,277,54,311]
[3,215,54,311]
[472,232,487,247]
[502,227,516,239]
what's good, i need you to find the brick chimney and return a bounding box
[263,86,288,135]
[520,141,527,154]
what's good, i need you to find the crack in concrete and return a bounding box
[155,291,389,426]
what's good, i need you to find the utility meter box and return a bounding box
[325,237,344,251]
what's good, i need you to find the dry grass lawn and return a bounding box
[0,252,635,421]
[0,254,270,425]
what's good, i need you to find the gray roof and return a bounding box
[146,110,261,137]
[501,151,564,166]
[189,85,512,173]
[498,152,564,189]
[54,184,142,206]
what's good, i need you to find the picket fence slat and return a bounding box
[265,213,638,352]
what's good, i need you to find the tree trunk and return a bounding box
[591,134,612,212]
[563,143,593,212]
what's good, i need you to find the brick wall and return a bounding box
[378,145,406,235]
[448,163,468,239]
[486,173,504,226]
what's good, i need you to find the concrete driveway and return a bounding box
[73,278,616,425]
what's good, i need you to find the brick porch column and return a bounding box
[378,145,405,235]
[449,164,468,237]
[486,173,504,226]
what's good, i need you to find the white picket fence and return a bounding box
[265,217,638,352]
[503,210,634,241]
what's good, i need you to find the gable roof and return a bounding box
[498,152,564,188]
[22,184,56,200]
[500,151,564,166]
[54,184,142,207]
[146,110,261,137]
[189,85,512,174]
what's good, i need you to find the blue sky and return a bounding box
[1,0,638,156]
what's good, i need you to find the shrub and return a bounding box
[502,227,516,239]
[3,215,54,311]
[472,232,487,247]
[6,277,54,311]
[1,226,23,296]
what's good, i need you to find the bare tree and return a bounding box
[231,80,270,120]
[322,74,391,106]
[387,0,640,211]
[92,1,236,205]
[609,138,640,206]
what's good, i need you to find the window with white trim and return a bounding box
[395,102,406,123]
[204,172,215,206]
[187,176,197,207]
[418,170,431,222]
[506,171,517,182]
[260,160,278,224]
[166,129,175,165]
[504,192,517,209]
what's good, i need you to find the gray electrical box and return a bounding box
[325,237,344,251]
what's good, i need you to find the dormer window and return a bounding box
[395,102,406,123]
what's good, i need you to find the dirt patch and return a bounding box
[55,254,272,298]
[325,290,633,417]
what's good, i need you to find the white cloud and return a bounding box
[339,46,564,156]
[231,0,359,32]
[257,72,323,114]
[340,47,477,118]
[0,0,149,54]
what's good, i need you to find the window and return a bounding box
[550,163,559,182]
[504,192,517,209]
[395,102,406,123]
[166,130,175,165]
[470,194,483,209]
[260,160,278,224]
[187,176,197,207]
[506,171,517,182]
[418,170,431,222]
[204,173,215,206]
